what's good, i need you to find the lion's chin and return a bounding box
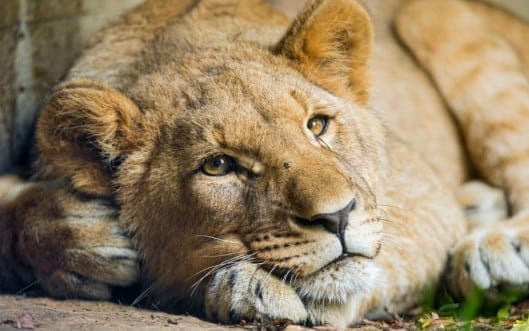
[292,256,381,304]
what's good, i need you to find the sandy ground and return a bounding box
[0,295,246,331]
[0,295,403,331]
[4,295,527,330]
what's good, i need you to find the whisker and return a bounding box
[378,204,415,218]
[195,235,239,244]
[378,217,399,225]
[282,267,294,284]
[132,284,153,306]
[290,266,302,287]
[189,252,257,280]
[16,279,41,295]
[264,265,278,288]
[382,232,414,242]
[201,252,239,258]
[190,264,230,298]
[334,152,378,204]
[189,252,257,298]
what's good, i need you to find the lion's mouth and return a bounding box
[259,251,372,282]
[326,252,354,266]
[318,251,375,271]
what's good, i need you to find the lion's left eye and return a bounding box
[307,116,329,137]
[201,155,235,176]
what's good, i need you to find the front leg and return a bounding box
[448,214,529,297]
[0,176,139,299]
[205,262,308,324]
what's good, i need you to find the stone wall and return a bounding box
[0,0,142,173]
[0,0,528,174]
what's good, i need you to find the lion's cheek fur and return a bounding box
[116,147,250,303]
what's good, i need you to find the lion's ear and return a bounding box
[36,79,144,198]
[275,0,373,104]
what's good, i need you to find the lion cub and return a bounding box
[1,0,529,328]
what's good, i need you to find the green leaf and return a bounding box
[496,305,511,320]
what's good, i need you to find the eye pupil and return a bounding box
[213,158,225,168]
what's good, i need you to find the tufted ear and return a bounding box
[275,0,373,104]
[36,79,144,198]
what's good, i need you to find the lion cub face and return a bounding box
[118,31,387,307]
[37,0,384,310]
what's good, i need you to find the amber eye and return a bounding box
[307,116,329,137]
[201,155,235,176]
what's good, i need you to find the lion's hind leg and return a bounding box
[396,0,529,213]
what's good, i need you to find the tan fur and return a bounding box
[1,0,529,328]
[395,0,529,301]
[396,0,529,212]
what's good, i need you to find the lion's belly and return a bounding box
[364,0,470,188]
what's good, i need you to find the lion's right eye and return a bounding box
[201,155,235,176]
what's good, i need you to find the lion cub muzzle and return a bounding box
[298,199,356,251]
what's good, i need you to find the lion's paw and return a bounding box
[448,223,529,297]
[205,263,308,323]
[19,192,139,300]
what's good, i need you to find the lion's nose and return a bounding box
[309,199,356,235]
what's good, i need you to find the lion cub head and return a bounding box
[36,0,386,312]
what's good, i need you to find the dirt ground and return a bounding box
[3,295,529,330]
[0,295,245,331]
[0,295,409,331]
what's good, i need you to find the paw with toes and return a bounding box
[448,220,529,298]
[205,262,308,324]
[14,183,139,299]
